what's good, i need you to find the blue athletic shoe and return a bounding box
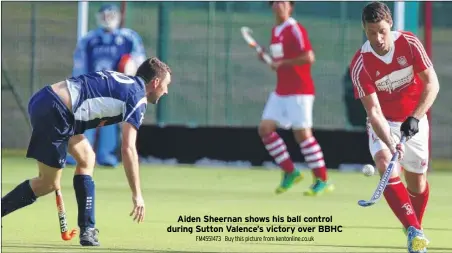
[407,226,429,253]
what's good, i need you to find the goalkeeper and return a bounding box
[68,3,146,167]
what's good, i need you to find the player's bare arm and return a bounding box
[361,93,397,154]
[121,122,145,223]
[400,67,439,140]
[412,67,440,120]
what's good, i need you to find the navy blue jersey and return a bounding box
[67,70,147,134]
[73,28,146,76]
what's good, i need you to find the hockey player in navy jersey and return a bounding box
[1,57,171,246]
[68,3,146,167]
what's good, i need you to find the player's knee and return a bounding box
[76,148,96,171]
[404,170,427,193]
[374,151,393,176]
[40,173,60,189]
[69,135,96,172]
[293,128,312,143]
[42,179,60,193]
[36,176,59,191]
[258,121,276,138]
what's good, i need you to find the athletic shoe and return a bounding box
[407,226,429,253]
[275,169,304,194]
[303,178,334,196]
[80,227,100,246]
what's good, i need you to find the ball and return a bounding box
[362,164,375,177]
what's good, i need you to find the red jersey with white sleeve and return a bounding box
[349,31,433,122]
[269,17,315,95]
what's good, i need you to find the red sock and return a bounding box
[384,177,421,229]
[407,182,430,226]
[262,132,294,173]
[300,137,327,181]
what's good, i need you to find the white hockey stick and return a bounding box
[240,26,273,65]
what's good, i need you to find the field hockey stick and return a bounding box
[240,26,273,65]
[55,189,78,241]
[358,135,407,207]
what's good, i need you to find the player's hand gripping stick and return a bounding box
[55,189,77,241]
[358,135,407,207]
[240,26,273,65]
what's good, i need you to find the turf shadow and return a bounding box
[2,243,225,253]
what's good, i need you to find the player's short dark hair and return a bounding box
[136,57,171,83]
[361,1,393,25]
[269,1,295,7]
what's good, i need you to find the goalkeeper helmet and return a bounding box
[96,4,121,31]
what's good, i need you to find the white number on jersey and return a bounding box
[107,70,135,84]
[139,112,144,125]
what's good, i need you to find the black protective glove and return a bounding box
[400,116,419,140]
